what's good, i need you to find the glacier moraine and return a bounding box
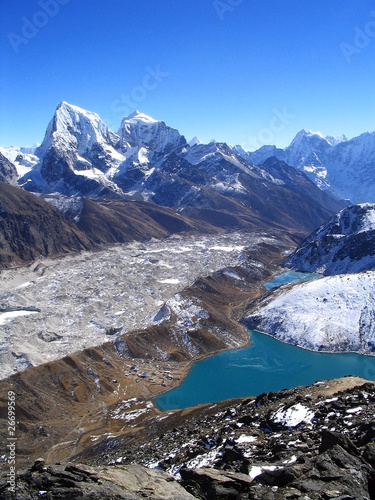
[0,232,273,379]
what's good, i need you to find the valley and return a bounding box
[0,230,274,380]
[0,231,295,470]
[1,102,375,499]
[2,0,375,493]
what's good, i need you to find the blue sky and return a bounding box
[1,0,374,149]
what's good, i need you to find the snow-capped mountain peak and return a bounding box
[36,101,120,158]
[188,136,203,147]
[286,129,348,153]
[118,110,186,154]
[288,129,331,149]
[124,110,159,124]
[283,203,375,275]
[325,134,348,146]
[19,102,126,196]
[303,129,324,138]
[294,129,345,143]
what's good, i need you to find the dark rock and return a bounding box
[37,331,63,343]
[0,182,93,268]
[254,466,301,487]
[65,464,100,481]
[292,445,373,499]
[106,326,122,336]
[30,458,46,472]
[358,421,375,445]
[49,486,83,497]
[0,463,195,499]
[222,446,243,462]
[0,152,18,184]
[180,467,253,499]
[362,442,375,466]
[319,430,359,456]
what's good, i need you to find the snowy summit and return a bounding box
[284,203,375,275]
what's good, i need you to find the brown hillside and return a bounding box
[0,183,93,268]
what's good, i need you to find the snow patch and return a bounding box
[236,435,257,444]
[0,310,39,325]
[272,403,315,428]
[249,465,278,480]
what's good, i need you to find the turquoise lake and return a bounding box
[155,271,375,411]
[263,270,323,289]
[156,330,375,410]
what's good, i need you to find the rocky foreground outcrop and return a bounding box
[1,377,375,499]
[0,462,195,499]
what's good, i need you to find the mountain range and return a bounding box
[2,102,375,207]
[235,128,375,203]
[1,102,348,239]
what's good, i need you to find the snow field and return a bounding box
[247,271,375,354]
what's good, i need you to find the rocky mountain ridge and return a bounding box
[0,181,236,269]
[2,377,375,499]
[0,153,18,185]
[283,203,375,275]
[235,128,375,203]
[0,182,93,268]
[1,102,345,238]
[244,203,375,355]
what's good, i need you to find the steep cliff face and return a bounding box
[0,153,18,184]
[21,101,124,197]
[283,203,375,275]
[0,182,93,267]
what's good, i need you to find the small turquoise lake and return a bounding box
[263,270,322,289]
[156,271,375,411]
